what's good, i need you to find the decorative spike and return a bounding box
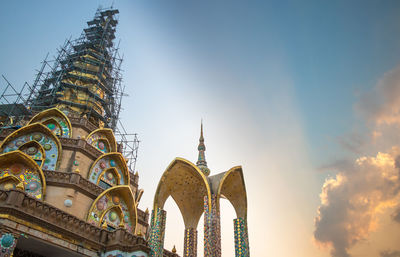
[172,245,177,253]
[16,182,24,191]
[196,121,210,176]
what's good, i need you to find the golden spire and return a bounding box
[16,182,24,191]
[172,245,177,253]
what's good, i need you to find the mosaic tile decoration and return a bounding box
[0,233,17,257]
[87,133,110,153]
[2,132,59,171]
[149,208,166,257]
[184,228,197,257]
[234,218,249,257]
[203,194,221,257]
[38,116,70,138]
[88,193,134,233]
[0,164,43,199]
[88,156,126,188]
[102,250,148,257]
[19,143,45,168]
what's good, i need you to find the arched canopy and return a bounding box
[88,153,129,189]
[87,185,137,234]
[0,123,62,171]
[0,151,46,200]
[153,158,212,228]
[216,166,247,219]
[86,128,117,153]
[28,108,72,138]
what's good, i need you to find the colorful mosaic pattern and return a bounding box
[0,164,43,199]
[204,194,221,257]
[234,218,249,257]
[88,156,125,188]
[2,132,59,170]
[19,143,45,168]
[88,193,134,233]
[102,250,148,257]
[32,110,71,138]
[87,133,110,153]
[184,228,197,257]
[0,233,17,257]
[149,208,166,257]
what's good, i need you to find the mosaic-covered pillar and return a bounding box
[149,208,167,257]
[203,194,221,257]
[183,228,197,257]
[0,232,18,257]
[234,218,249,257]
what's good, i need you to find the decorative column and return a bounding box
[203,194,221,257]
[183,228,197,257]
[149,208,167,257]
[233,218,249,257]
[0,232,18,257]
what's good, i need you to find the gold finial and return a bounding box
[145,208,149,214]
[102,221,108,229]
[16,182,24,191]
[119,221,125,228]
[137,228,143,237]
[74,168,80,174]
[134,171,139,177]
[172,245,177,253]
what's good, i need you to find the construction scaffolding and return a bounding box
[115,120,140,173]
[0,6,140,173]
[25,7,125,130]
[0,75,31,128]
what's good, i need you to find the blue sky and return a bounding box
[2,1,400,256]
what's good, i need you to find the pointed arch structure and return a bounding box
[0,123,62,171]
[88,153,129,189]
[0,151,46,200]
[86,128,117,153]
[213,166,249,257]
[216,166,247,219]
[150,158,212,257]
[28,108,72,138]
[87,185,137,234]
[153,157,212,228]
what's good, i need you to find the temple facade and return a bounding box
[0,6,249,257]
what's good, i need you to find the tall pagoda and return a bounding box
[0,7,178,257]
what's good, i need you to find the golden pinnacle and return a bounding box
[16,182,24,191]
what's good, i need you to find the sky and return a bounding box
[1,1,400,257]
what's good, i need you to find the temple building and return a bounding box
[0,6,249,257]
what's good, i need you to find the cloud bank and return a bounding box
[314,66,400,257]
